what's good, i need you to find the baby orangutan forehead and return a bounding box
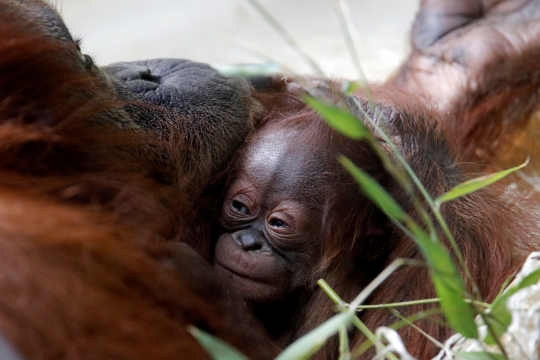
[240,128,333,198]
[243,130,291,178]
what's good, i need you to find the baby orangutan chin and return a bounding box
[213,84,534,359]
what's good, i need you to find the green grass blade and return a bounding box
[454,351,505,360]
[187,326,250,360]
[436,160,528,205]
[215,62,282,77]
[305,97,370,140]
[244,0,324,77]
[339,156,408,221]
[484,267,540,345]
[338,325,350,360]
[342,80,361,94]
[341,155,478,338]
[275,313,353,360]
[408,224,479,339]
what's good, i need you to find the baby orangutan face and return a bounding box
[214,127,327,304]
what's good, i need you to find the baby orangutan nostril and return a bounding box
[234,229,269,252]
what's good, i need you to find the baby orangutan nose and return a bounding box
[233,228,271,252]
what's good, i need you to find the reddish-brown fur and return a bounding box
[244,80,539,359]
[2,0,540,359]
[0,2,276,359]
[236,2,540,355]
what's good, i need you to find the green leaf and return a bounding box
[339,156,408,221]
[187,326,249,360]
[484,267,540,345]
[341,155,478,338]
[276,313,353,360]
[454,351,505,360]
[436,160,528,205]
[305,96,370,140]
[215,61,281,77]
[408,224,479,339]
[341,81,361,94]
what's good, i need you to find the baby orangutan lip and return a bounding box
[213,233,293,302]
[214,259,291,302]
[214,261,271,284]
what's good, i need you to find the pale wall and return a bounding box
[56,0,418,82]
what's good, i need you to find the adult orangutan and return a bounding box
[214,0,540,358]
[2,0,540,359]
[0,0,278,359]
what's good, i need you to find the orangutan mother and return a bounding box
[0,0,278,359]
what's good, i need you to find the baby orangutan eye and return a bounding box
[269,218,288,228]
[232,200,250,215]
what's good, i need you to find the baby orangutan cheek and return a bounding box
[213,233,291,302]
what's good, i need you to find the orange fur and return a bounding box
[248,81,538,359]
[0,2,275,359]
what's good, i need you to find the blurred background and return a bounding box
[56,0,418,83]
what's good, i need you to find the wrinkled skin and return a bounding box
[103,58,253,190]
[393,0,540,173]
[215,128,325,302]
[214,100,390,345]
[394,0,540,109]
[214,127,331,340]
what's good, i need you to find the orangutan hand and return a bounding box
[393,0,540,109]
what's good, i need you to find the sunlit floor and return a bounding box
[57,0,418,82]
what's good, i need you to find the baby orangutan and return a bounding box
[213,85,534,359]
[214,97,388,342]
